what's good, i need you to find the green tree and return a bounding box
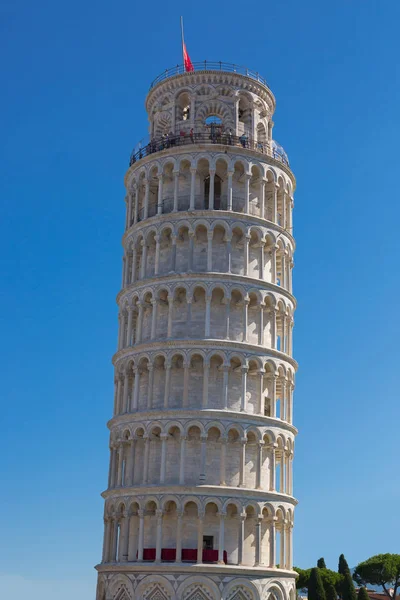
[339,555,351,576]
[326,584,338,600]
[353,554,400,600]
[309,568,327,600]
[318,558,327,569]
[342,572,357,600]
[357,588,370,600]
[295,568,312,590]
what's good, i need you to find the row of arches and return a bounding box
[97,572,294,600]
[113,353,295,421]
[122,222,294,293]
[117,288,293,354]
[103,496,294,570]
[109,424,293,494]
[125,157,293,229]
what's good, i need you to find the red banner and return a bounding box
[183,42,194,72]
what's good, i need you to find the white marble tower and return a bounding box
[96,61,297,600]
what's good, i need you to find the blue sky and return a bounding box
[1,1,400,598]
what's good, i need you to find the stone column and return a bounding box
[259,242,265,279]
[118,312,126,350]
[238,514,246,565]
[175,512,183,563]
[186,296,192,334]
[120,511,130,562]
[155,510,163,561]
[239,437,246,486]
[142,436,150,484]
[271,244,277,284]
[131,248,137,283]
[205,295,211,337]
[136,302,143,343]
[188,232,194,271]
[218,513,226,564]
[116,444,124,487]
[207,231,213,271]
[109,445,116,488]
[173,170,179,212]
[281,310,286,353]
[226,235,232,273]
[201,361,210,409]
[255,516,262,566]
[269,518,276,567]
[271,308,277,349]
[143,179,149,219]
[269,444,277,491]
[167,296,174,338]
[190,167,196,210]
[180,360,189,407]
[113,378,118,416]
[285,448,290,494]
[157,174,163,215]
[116,376,122,414]
[123,372,129,413]
[169,234,177,273]
[256,442,264,489]
[227,170,233,210]
[243,298,249,341]
[140,241,147,280]
[280,520,286,568]
[112,517,119,561]
[102,517,111,563]
[220,437,227,484]
[199,434,207,482]
[137,510,145,561]
[280,448,285,492]
[128,513,138,561]
[132,367,139,411]
[151,299,158,340]
[154,235,161,275]
[244,174,250,213]
[160,433,168,484]
[222,365,229,409]
[147,365,154,410]
[244,235,250,275]
[272,183,278,223]
[260,179,265,219]
[241,366,248,412]
[209,168,215,209]
[127,439,136,486]
[225,297,231,339]
[126,307,133,347]
[179,435,186,484]
[197,512,204,564]
[134,189,138,224]
[257,369,265,415]
[163,364,171,409]
[259,304,265,346]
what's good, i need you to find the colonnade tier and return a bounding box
[102,494,294,570]
[121,218,294,296]
[116,283,293,359]
[124,154,294,235]
[107,418,294,493]
[112,347,294,421]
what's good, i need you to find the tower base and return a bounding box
[96,565,297,600]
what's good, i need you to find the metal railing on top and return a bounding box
[129,131,289,168]
[149,61,270,90]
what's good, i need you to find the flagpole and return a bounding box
[180,16,185,66]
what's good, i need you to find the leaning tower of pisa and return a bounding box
[96,61,297,600]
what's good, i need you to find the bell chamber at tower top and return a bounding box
[128,62,290,168]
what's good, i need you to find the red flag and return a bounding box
[183,41,194,72]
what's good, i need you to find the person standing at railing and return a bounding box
[190,128,194,143]
[227,128,233,145]
[239,133,247,148]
